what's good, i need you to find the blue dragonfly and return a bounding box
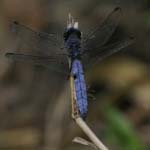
[5,7,134,119]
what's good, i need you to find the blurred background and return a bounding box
[0,0,149,150]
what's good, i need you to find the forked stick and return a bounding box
[70,75,109,150]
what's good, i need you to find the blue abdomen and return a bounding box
[72,59,88,119]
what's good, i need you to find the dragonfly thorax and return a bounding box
[64,28,81,59]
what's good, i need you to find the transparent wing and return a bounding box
[81,7,122,53]
[7,21,69,74]
[82,36,134,69]
[10,21,65,56]
[5,52,69,75]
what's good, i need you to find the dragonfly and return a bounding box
[5,7,134,119]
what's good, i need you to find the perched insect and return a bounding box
[5,7,134,119]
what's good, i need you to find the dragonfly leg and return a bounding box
[88,93,96,100]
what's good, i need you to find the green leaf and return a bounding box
[104,104,146,150]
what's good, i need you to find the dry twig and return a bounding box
[70,75,109,150]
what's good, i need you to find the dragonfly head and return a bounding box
[64,13,81,42]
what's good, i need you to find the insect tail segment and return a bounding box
[72,59,88,119]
